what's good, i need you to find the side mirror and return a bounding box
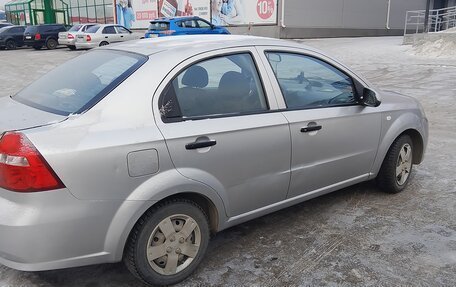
[360,88,381,107]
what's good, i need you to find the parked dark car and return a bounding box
[0,23,13,29]
[24,24,67,50]
[0,25,25,50]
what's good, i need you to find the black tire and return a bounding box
[99,41,109,46]
[46,38,58,50]
[124,199,210,286]
[377,134,414,194]
[33,45,42,50]
[68,45,76,50]
[5,40,17,50]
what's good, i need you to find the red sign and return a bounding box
[136,10,158,21]
[257,0,274,20]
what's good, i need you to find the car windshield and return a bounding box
[13,50,147,116]
[86,25,100,33]
[148,22,169,31]
[69,25,82,32]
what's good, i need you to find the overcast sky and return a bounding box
[0,0,8,10]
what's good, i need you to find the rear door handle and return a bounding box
[301,125,322,133]
[185,140,217,150]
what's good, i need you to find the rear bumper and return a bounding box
[0,188,128,271]
[23,40,44,47]
[75,41,98,49]
[58,38,76,46]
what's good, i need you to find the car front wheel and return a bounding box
[377,134,413,193]
[124,199,210,286]
[5,40,17,50]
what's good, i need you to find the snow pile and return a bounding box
[412,38,456,58]
[440,27,456,33]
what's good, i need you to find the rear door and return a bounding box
[11,26,25,45]
[101,25,119,42]
[258,47,382,198]
[153,48,292,217]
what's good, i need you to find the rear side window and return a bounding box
[160,53,268,121]
[102,26,116,34]
[148,21,169,30]
[86,25,100,33]
[13,50,147,116]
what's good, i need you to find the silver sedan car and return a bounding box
[75,24,141,49]
[0,35,428,286]
[58,23,98,50]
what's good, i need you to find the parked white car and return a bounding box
[75,24,141,49]
[58,23,98,50]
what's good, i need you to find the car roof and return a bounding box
[102,35,319,57]
[152,16,202,22]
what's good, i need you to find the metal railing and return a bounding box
[404,6,456,35]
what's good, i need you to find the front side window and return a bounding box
[266,52,356,109]
[13,50,147,116]
[160,53,268,120]
[197,20,211,28]
[116,26,131,34]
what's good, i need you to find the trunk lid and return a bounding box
[0,97,66,134]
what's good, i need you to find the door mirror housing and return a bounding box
[360,88,381,107]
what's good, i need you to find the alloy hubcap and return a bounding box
[146,214,201,275]
[396,143,412,185]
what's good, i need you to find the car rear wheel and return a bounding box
[124,199,210,286]
[46,38,58,50]
[68,45,76,50]
[5,40,17,50]
[99,41,109,46]
[377,134,413,193]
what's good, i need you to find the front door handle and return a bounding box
[301,125,322,133]
[185,140,217,150]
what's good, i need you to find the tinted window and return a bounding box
[160,53,268,119]
[197,20,211,28]
[69,24,82,32]
[86,25,100,33]
[148,21,169,30]
[116,26,130,34]
[9,27,24,33]
[83,25,95,31]
[13,50,147,116]
[102,26,116,34]
[25,26,38,34]
[266,52,356,109]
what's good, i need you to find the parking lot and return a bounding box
[0,37,455,286]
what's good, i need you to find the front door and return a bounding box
[154,49,291,217]
[262,50,382,198]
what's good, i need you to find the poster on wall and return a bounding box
[211,0,277,26]
[157,0,210,21]
[117,0,159,29]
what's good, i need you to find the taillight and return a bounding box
[0,132,64,192]
[67,33,74,39]
[35,33,41,40]
[86,34,91,42]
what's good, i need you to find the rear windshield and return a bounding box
[86,25,100,33]
[69,24,82,32]
[148,21,169,31]
[25,26,38,33]
[13,50,147,116]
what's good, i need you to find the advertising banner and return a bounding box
[118,0,158,29]
[211,0,277,26]
[157,0,210,20]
